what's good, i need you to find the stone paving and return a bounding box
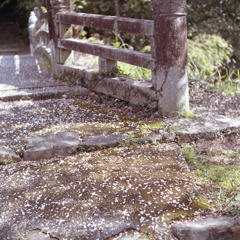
[0,53,192,239]
[0,29,240,239]
[0,54,88,102]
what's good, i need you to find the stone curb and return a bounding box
[0,85,89,101]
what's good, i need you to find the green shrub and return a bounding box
[188,34,233,79]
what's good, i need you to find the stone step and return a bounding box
[0,85,89,101]
[0,48,21,54]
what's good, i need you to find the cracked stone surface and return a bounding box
[0,143,199,240]
[23,132,81,161]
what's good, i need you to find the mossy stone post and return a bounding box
[151,0,189,117]
[47,0,72,74]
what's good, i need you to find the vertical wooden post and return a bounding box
[98,0,119,74]
[151,0,189,117]
[99,58,117,74]
[46,0,72,72]
[58,22,73,65]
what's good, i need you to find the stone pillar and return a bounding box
[151,0,189,117]
[28,11,38,56]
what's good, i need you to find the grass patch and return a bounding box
[117,62,152,81]
[182,143,240,214]
[217,69,240,96]
[208,148,240,159]
[139,122,165,135]
[180,109,196,118]
[3,159,14,165]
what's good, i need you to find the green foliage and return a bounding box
[140,45,151,54]
[77,146,85,151]
[3,159,14,165]
[0,0,10,9]
[182,144,197,164]
[72,0,152,19]
[188,34,233,79]
[216,69,240,96]
[117,62,151,81]
[182,143,240,214]
[180,109,196,118]
[187,0,240,66]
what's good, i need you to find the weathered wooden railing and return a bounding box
[29,0,189,117]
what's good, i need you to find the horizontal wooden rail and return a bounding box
[56,12,154,36]
[29,0,189,117]
[58,39,155,70]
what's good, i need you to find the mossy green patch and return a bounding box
[181,142,240,214]
[0,143,200,238]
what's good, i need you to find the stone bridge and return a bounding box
[29,0,189,117]
[0,1,240,240]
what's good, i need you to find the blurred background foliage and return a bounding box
[72,0,240,68]
[72,0,240,83]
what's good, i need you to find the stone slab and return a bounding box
[109,227,177,240]
[172,109,240,142]
[109,229,149,240]
[23,132,81,161]
[79,133,128,150]
[132,132,176,144]
[171,216,240,240]
[0,143,198,240]
[0,146,21,164]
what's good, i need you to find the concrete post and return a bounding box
[151,0,189,117]
[28,11,38,56]
[99,58,117,75]
[46,0,72,71]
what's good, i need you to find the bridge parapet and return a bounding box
[28,7,51,62]
[29,0,189,117]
